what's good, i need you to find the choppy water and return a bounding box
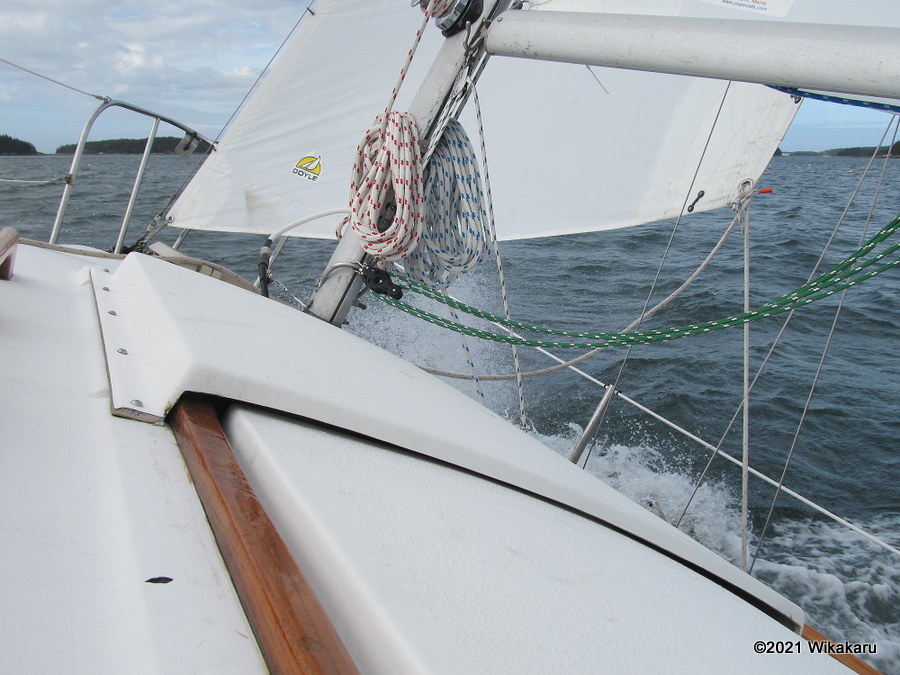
[2,152,898,671]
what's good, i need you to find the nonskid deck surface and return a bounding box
[0,244,266,673]
[0,243,848,672]
[220,401,847,673]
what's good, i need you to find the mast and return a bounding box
[306,1,512,326]
[484,11,900,101]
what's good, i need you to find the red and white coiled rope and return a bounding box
[342,0,457,263]
[346,112,425,261]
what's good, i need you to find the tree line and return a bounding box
[786,141,900,157]
[0,134,37,155]
[0,134,211,155]
[55,136,212,155]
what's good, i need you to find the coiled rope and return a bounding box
[340,1,526,420]
[345,111,426,261]
[375,214,900,349]
[343,0,496,289]
[341,0,458,264]
[404,119,489,288]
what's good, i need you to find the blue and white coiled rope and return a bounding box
[403,119,489,289]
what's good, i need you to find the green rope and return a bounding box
[375,215,900,349]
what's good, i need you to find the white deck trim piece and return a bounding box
[86,251,806,629]
[92,265,165,421]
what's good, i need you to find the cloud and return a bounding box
[4,2,897,154]
[0,0,307,151]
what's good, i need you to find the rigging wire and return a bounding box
[739,185,752,572]
[675,113,900,533]
[449,305,488,402]
[574,81,735,466]
[469,77,528,429]
[134,2,321,250]
[0,176,66,185]
[0,56,106,101]
[215,3,320,143]
[748,115,900,572]
[585,65,610,95]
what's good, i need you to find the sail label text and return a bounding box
[696,0,793,16]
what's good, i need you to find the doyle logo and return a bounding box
[293,155,321,181]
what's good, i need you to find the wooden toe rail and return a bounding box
[171,395,358,675]
[0,227,19,281]
[802,624,881,674]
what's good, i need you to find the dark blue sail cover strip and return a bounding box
[770,85,900,115]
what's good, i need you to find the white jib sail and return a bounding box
[166,0,441,239]
[166,0,895,240]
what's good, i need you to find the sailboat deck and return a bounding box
[0,243,266,673]
[221,402,848,673]
[0,242,849,672]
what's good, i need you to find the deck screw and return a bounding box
[131,399,144,407]
[117,348,128,355]
[108,310,117,316]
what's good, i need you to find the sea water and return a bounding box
[2,152,898,671]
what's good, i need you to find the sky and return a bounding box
[0,0,896,154]
[0,0,309,153]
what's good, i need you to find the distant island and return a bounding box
[55,136,212,155]
[0,134,211,155]
[779,141,900,158]
[0,134,38,155]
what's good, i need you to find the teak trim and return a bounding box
[802,624,881,675]
[171,395,358,675]
[0,227,19,281]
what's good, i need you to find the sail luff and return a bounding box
[485,11,900,101]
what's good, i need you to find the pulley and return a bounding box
[436,0,482,36]
[413,0,483,37]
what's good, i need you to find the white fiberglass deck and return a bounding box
[0,244,265,673]
[223,404,846,673]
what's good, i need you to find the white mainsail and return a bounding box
[166,0,894,241]
[458,60,797,238]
